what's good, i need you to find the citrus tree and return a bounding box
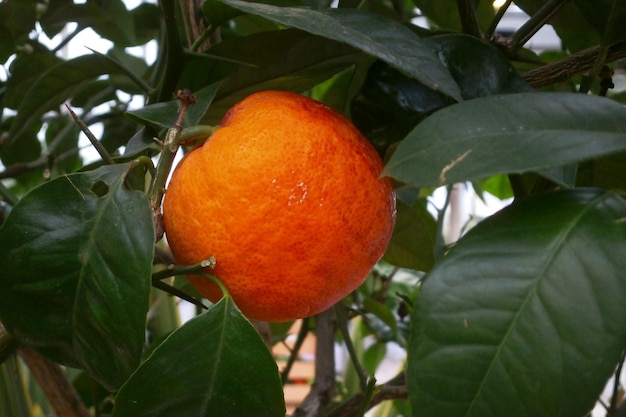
[1,0,626,416]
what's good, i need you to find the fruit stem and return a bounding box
[148,89,220,241]
[151,257,217,281]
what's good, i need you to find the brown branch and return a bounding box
[323,373,408,417]
[293,307,337,417]
[18,347,92,417]
[522,41,626,89]
[457,0,481,38]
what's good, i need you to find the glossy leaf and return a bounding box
[352,33,530,140]
[408,188,626,417]
[384,92,626,187]
[7,54,127,152]
[0,164,154,391]
[383,200,436,272]
[113,295,285,417]
[219,0,462,101]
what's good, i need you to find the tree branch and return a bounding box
[18,348,92,417]
[522,41,626,88]
[323,373,408,417]
[293,308,337,417]
[456,0,481,38]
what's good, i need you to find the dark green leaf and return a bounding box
[113,296,286,417]
[0,0,38,46]
[383,200,436,272]
[219,0,462,101]
[604,0,626,46]
[4,49,62,109]
[189,29,366,124]
[0,163,154,391]
[130,3,161,45]
[352,34,529,142]
[425,34,532,99]
[408,188,626,417]
[411,0,494,32]
[7,54,128,152]
[384,93,626,187]
[577,151,626,191]
[41,0,136,46]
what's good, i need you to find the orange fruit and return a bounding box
[162,90,396,322]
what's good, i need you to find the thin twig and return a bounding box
[506,0,572,53]
[281,318,311,385]
[335,303,369,391]
[486,0,512,38]
[65,104,116,165]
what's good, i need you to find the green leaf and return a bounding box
[40,0,136,46]
[125,83,221,130]
[383,200,436,272]
[603,0,626,46]
[411,0,494,32]
[407,188,626,417]
[219,0,462,101]
[7,54,128,153]
[384,92,626,187]
[189,29,366,124]
[0,164,154,391]
[113,296,286,417]
[352,33,530,148]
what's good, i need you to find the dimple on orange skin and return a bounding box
[163,90,396,322]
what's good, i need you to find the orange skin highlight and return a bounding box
[163,90,396,322]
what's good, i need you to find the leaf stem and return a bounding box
[151,257,217,281]
[191,25,216,52]
[151,279,208,310]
